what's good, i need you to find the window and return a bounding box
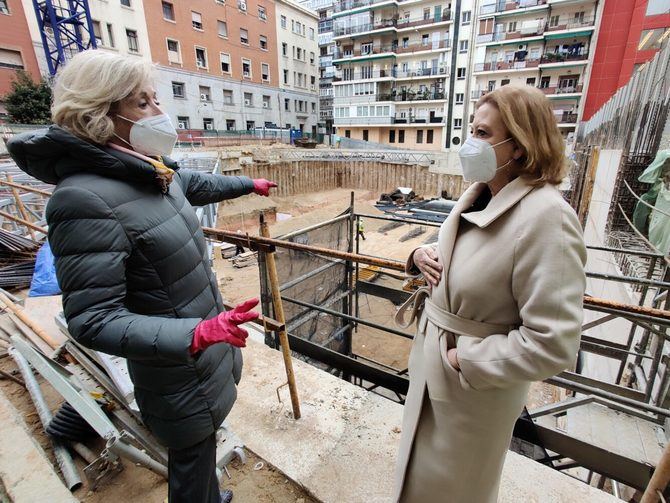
[0,0,8,14]
[258,6,267,20]
[126,29,139,53]
[244,92,253,106]
[549,15,559,27]
[162,2,174,21]
[203,118,214,130]
[242,58,251,77]
[218,20,228,37]
[415,130,423,144]
[540,76,550,88]
[283,69,289,84]
[526,77,536,86]
[309,27,315,40]
[427,130,433,143]
[459,40,468,53]
[246,121,255,130]
[199,86,211,101]
[226,119,236,130]
[238,0,247,11]
[311,102,316,113]
[177,116,190,129]
[389,130,396,143]
[285,98,290,111]
[261,63,270,81]
[462,10,471,24]
[457,67,466,79]
[423,7,430,19]
[172,82,184,98]
[107,23,116,47]
[455,93,464,104]
[398,130,405,143]
[240,28,249,44]
[454,118,462,129]
[310,52,315,64]
[422,34,429,46]
[192,11,203,30]
[507,21,517,33]
[282,43,288,56]
[92,21,103,46]
[487,80,496,91]
[0,51,26,70]
[501,78,510,86]
[363,130,369,141]
[120,0,131,7]
[310,75,316,89]
[260,35,268,50]
[216,0,225,4]
[262,95,271,109]
[345,130,351,138]
[195,47,207,68]
[223,89,234,105]
[220,53,231,73]
[296,47,302,60]
[281,15,287,29]
[167,39,181,63]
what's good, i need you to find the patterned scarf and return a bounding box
[107,142,175,194]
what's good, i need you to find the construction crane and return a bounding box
[31,0,97,76]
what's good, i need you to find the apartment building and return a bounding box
[330,0,476,151]
[19,0,153,77]
[276,0,320,135]
[470,0,603,141]
[583,0,669,120]
[302,0,337,135]
[0,0,45,118]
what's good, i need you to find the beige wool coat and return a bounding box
[394,176,587,502]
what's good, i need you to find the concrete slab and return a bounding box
[0,390,77,503]
[228,335,619,502]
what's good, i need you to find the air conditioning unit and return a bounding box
[200,93,208,100]
[245,99,251,106]
[205,123,213,130]
[263,102,269,108]
[197,62,206,68]
[243,71,251,78]
[178,122,186,129]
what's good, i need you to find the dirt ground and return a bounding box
[214,188,560,409]
[0,355,316,503]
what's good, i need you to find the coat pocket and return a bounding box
[422,324,457,402]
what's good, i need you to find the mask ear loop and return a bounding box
[112,133,134,149]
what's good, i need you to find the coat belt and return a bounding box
[395,287,511,338]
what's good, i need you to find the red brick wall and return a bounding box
[0,0,42,98]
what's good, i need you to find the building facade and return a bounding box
[0,0,43,118]
[583,0,669,121]
[275,0,320,135]
[330,0,476,151]
[470,0,603,142]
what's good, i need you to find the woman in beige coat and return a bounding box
[394,85,587,502]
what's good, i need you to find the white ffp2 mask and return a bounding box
[116,114,178,157]
[458,137,513,183]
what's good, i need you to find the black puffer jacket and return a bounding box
[8,125,254,449]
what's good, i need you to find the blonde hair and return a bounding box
[52,50,154,144]
[477,85,567,186]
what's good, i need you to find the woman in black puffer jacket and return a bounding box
[8,50,276,503]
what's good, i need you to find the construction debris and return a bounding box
[399,227,426,242]
[232,251,258,268]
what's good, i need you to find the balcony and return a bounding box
[480,0,547,16]
[334,116,395,125]
[395,66,449,78]
[332,44,394,59]
[545,16,595,32]
[393,114,445,124]
[555,111,578,124]
[334,0,390,14]
[334,69,396,81]
[391,90,445,102]
[539,83,583,95]
[477,23,545,44]
[320,55,334,67]
[396,11,451,29]
[539,49,589,65]
[319,20,334,33]
[474,58,541,72]
[395,39,451,54]
[334,18,396,36]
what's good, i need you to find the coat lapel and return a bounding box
[434,182,486,312]
[460,176,535,228]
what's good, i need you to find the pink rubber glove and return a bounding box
[252,179,278,197]
[191,298,260,354]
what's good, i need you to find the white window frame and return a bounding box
[258,5,267,20]
[261,62,270,82]
[242,57,252,78]
[191,11,203,31]
[220,52,231,74]
[260,35,268,50]
[166,38,181,64]
[218,20,228,38]
[195,46,208,69]
[240,28,249,45]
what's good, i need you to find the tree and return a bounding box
[3,71,52,125]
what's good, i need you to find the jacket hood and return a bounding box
[7,124,179,186]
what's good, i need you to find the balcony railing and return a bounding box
[539,83,583,95]
[333,45,394,58]
[393,114,445,124]
[480,0,547,16]
[477,24,545,43]
[540,50,589,64]
[334,12,452,36]
[395,38,451,53]
[474,58,541,72]
[395,66,449,78]
[391,90,445,102]
[319,20,333,33]
[545,16,596,32]
[334,69,397,81]
[333,115,446,125]
[555,111,578,123]
[320,55,334,67]
[334,0,388,13]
